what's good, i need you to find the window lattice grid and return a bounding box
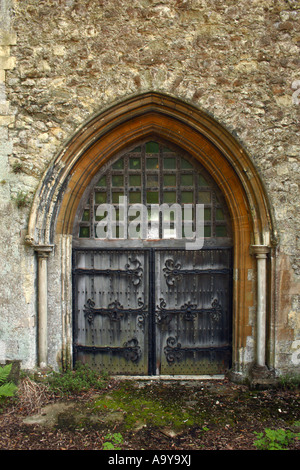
[78,141,230,240]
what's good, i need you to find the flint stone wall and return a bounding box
[0,0,299,374]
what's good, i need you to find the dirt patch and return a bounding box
[0,378,299,450]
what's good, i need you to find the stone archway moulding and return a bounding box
[25,92,277,376]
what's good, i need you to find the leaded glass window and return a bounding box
[75,141,231,243]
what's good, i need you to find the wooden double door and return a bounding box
[73,248,232,376]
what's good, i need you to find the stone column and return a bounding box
[34,245,53,368]
[251,245,270,367]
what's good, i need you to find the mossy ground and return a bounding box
[1,378,299,450]
[84,379,300,439]
[93,381,201,431]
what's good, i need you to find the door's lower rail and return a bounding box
[75,338,142,363]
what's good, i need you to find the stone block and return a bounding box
[0,32,17,46]
[0,46,10,56]
[0,115,15,126]
[0,56,15,70]
[0,102,10,114]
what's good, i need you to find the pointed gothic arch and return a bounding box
[25,92,277,377]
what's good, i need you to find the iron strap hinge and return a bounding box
[75,338,142,363]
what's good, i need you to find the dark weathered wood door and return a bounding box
[154,249,232,375]
[73,247,232,375]
[73,249,150,375]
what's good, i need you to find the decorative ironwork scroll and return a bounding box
[163,258,231,286]
[164,337,183,364]
[163,259,183,286]
[122,338,142,363]
[156,298,223,324]
[164,336,231,365]
[83,297,146,326]
[75,337,142,363]
[155,298,173,325]
[125,257,143,286]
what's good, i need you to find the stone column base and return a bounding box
[227,364,279,389]
[248,364,279,390]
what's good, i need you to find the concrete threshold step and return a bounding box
[113,375,225,381]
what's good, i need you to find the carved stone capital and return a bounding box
[250,245,270,258]
[34,245,54,258]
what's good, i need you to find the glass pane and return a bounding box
[163,157,176,169]
[112,175,124,187]
[163,226,176,238]
[95,192,107,204]
[147,222,159,239]
[129,174,141,186]
[216,208,225,220]
[163,211,175,221]
[183,206,193,221]
[181,158,193,169]
[181,174,193,186]
[129,192,141,203]
[198,191,211,204]
[163,174,176,186]
[147,191,159,204]
[82,209,90,221]
[128,209,144,222]
[115,225,121,239]
[95,209,107,221]
[148,206,159,221]
[182,223,194,238]
[204,226,211,237]
[79,226,90,238]
[112,192,123,203]
[146,158,159,169]
[216,225,227,237]
[198,174,208,187]
[129,157,141,169]
[112,158,124,170]
[131,146,141,153]
[181,191,193,203]
[118,225,126,239]
[94,224,107,238]
[204,208,211,221]
[96,176,106,187]
[115,208,120,221]
[162,146,173,153]
[146,175,158,187]
[145,141,159,153]
[163,191,176,203]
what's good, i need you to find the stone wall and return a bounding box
[0,0,299,374]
